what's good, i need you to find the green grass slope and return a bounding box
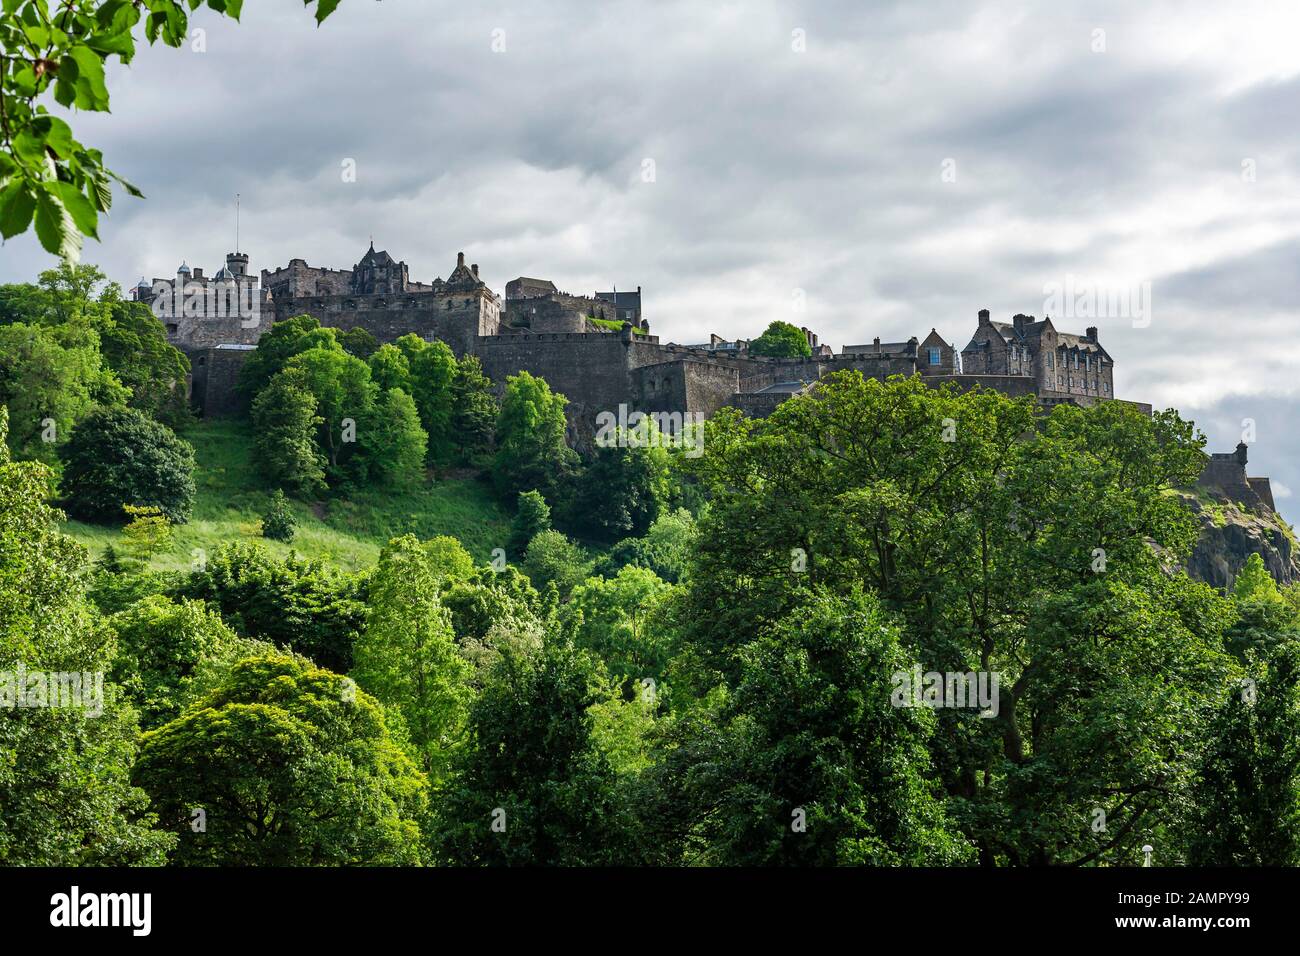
[61,419,512,573]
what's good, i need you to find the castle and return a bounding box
[133,244,1156,441]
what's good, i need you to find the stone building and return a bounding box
[961,309,1114,400]
[152,243,1147,435]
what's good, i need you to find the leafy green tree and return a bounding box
[59,405,195,523]
[250,368,327,498]
[633,588,972,865]
[1186,643,1300,865]
[566,427,672,540]
[121,502,173,558]
[748,320,812,358]
[509,489,551,553]
[285,346,377,475]
[0,319,125,460]
[523,529,592,600]
[423,534,476,584]
[97,299,191,426]
[597,507,696,584]
[237,314,340,404]
[684,372,1223,865]
[173,542,367,674]
[1226,553,1300,659]
[451,354,497,464]
[435,636,631,865]
[0,408,174,865]
[357,387,427,487]
[565,565,674,692]
[339,326,379,360]
[352,535,473,778]
[109,594,243,729]
[260,489,297,542]
[395,334,457,467]
[494,371,577,501]
[368,342,410,393]
[0,0,341,258]
[443,564,546,647]
[133,653,427,866]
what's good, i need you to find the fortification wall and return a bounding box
[475,332,637,423]
[190,347,252,417]
[272,292,497,355]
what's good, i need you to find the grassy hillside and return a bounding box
[61,419,512,573]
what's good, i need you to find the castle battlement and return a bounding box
[150,242,1142,436]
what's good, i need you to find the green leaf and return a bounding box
[312,0,342,25]
[51,181,99,241]
[34,116,76,159]
[66,46,111,111]
[89,175,113,213]
[107,169,145,199]
[33,189,83,261]
[0,179,36,239]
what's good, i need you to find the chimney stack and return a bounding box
[978,308,990,326]
[873,336,881,353]
[471,263,479,278]
[1085,326,1098,342]
[457,252,465,268]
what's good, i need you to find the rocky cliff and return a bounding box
[1180,489,1299,590]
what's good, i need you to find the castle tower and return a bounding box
[226,252,250,278]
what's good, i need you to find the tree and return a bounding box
[565,565,674,692]
[683,372,1222,864]
[0,1,341,259]
[509,489,551,553]
[0,408,174,865]
[96,299,191,427]
[121,503,174,559]
[250,369,327,498]
[1186,643,1300,865]
[339,326,379,360]
[597,507,697,584]
[133,653,427,866]
[368,343,411,392]
[451,354,497,464]
[237,314,340,404]
[59,405,196,523]
[260,489,297,542]
[633,589,972,865]
[523,529,592,600]
[285,346,377,476]
[0,319,125,460]
[352,535,473,779]
[357,387,427,486]
[748,320,812,358]
[396,334,457,467]
[494,371,578,501]
[1226,553,1300,659]
[109,594,244,730]
[566,427,672,540]
[174,542,367,674]
[435,636,631,865]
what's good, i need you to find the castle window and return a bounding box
[927,347,941,365]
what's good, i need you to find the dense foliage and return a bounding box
[3,267,1300,868]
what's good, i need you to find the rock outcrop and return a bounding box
[1181,491,1299,590]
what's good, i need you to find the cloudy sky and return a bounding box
[2,0,1298,518]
